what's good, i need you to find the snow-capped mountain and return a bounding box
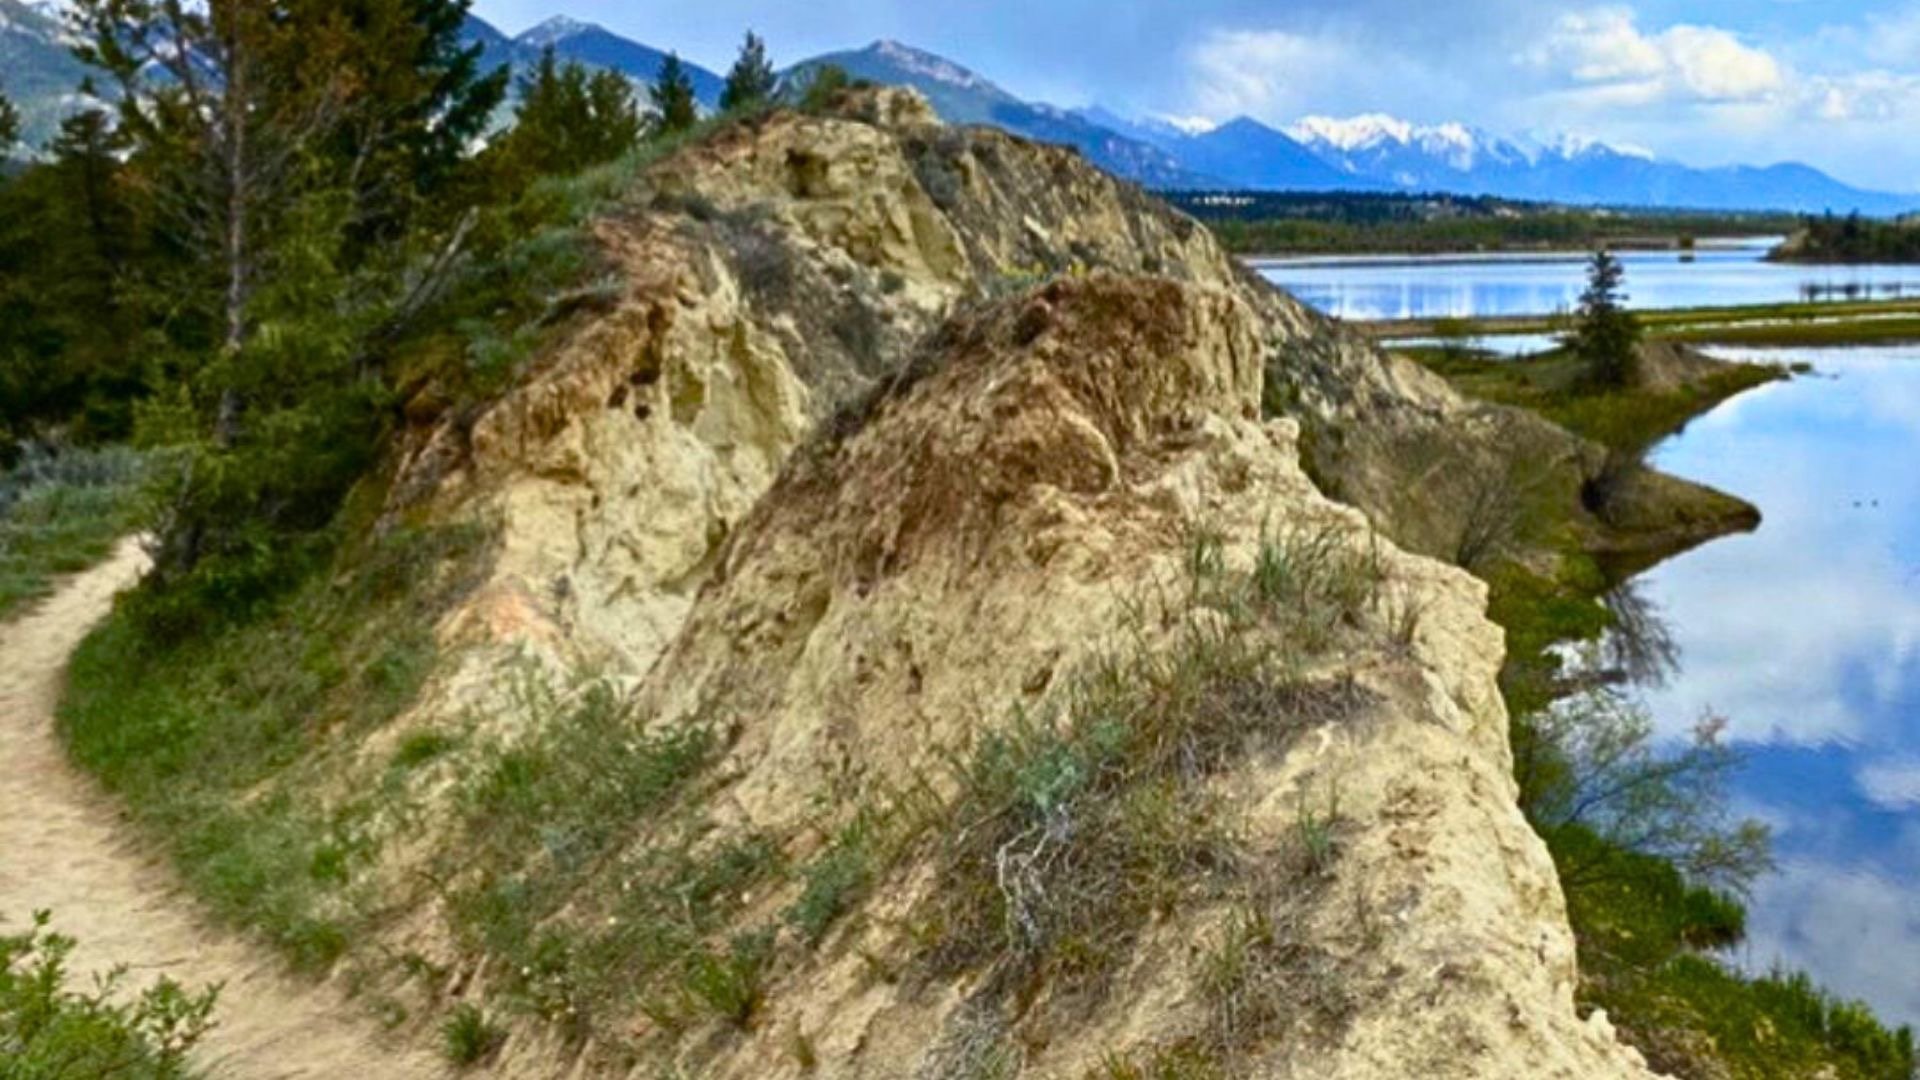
[517,15,596,49]
[1074,100,1889,211]
[6,9,1911,213]
[1288,114,1627,188]
[1213,110,1910,212]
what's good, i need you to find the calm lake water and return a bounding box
[1268,248,1920,1026]
[1636,347,1920,1027]
[1256,240,1920,321]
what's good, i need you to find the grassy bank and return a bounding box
[58,498,490,979]
[1660,316,1920,348]
[1368,296,1920,348]
[1411,346,1783,451]
[0,446,145,620]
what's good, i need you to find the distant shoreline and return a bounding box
[1348,296,1920,349]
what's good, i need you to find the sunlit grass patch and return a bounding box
[0,446,145,619]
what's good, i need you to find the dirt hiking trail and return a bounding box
[0,540,455,1079]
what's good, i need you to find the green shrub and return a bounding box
[440,1003,506,1067]
[391,730,460,771]
[1096,1046,1228,1080]
[681,929,774,1027]
[0,912,218,1079]
[786,818,876,945]
[438,668,773,1039]
[460,677,714,879]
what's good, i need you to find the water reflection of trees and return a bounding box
[1600,578,1680,689]
[1518,689,1772,895]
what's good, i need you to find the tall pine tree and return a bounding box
[584,69,644,161]
[64,0,505,589]
[1570,249,1641,389]
[650,53,699,135]
[0,87,147,448]
[71,0,320,358]
[719,32,776,113]
[288,0,507,240]
[39,88,146,438]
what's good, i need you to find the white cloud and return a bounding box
[1185,29,1336,119]
[1742,856,1920,1028]
[1861,5,1920,68]
[1528,7,1785,105]
[1661,25,1786,101]
[1859,760,1920,810]
[1802,70,1920,124]
[1543,8,1667,84]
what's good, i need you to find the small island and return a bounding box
[1771,212,1920,263]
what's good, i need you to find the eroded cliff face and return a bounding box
[396,88,1260,677]
[582,275,1650,1078]
[376,88,1663,1076]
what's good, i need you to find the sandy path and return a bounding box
[0,540,453,1079]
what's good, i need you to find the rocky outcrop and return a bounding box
[397,89,1269,676]
[377,87,1679,1076]
[583,275,1651,1077]
[396,86,1567,678]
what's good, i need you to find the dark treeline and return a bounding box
[1167,190,1795,255]
[0,1,819,632]
[1772,212,1920,264]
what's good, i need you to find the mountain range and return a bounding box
[459,14,727,107]
[2,4,1912,214]
[846,42,1915,214]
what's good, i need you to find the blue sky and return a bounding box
[469,1,1920,192]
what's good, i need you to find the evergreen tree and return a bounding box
[488,48,640,185]
[0,90,18,156]
[0,93,146,451]
[1570,249,1641,389]
[797,64,852,113]
[63,0,503,590]
[650,53,699,135]
[288,0,508,238]
[719,32,776,113]
[0,170,62,449]
[584,69,643,161]
[507,47,574,173]
[71,0,321,359]
[48,83,132,291]
[39,89,146,438]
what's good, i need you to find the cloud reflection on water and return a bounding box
[1632,346,1920,1026]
